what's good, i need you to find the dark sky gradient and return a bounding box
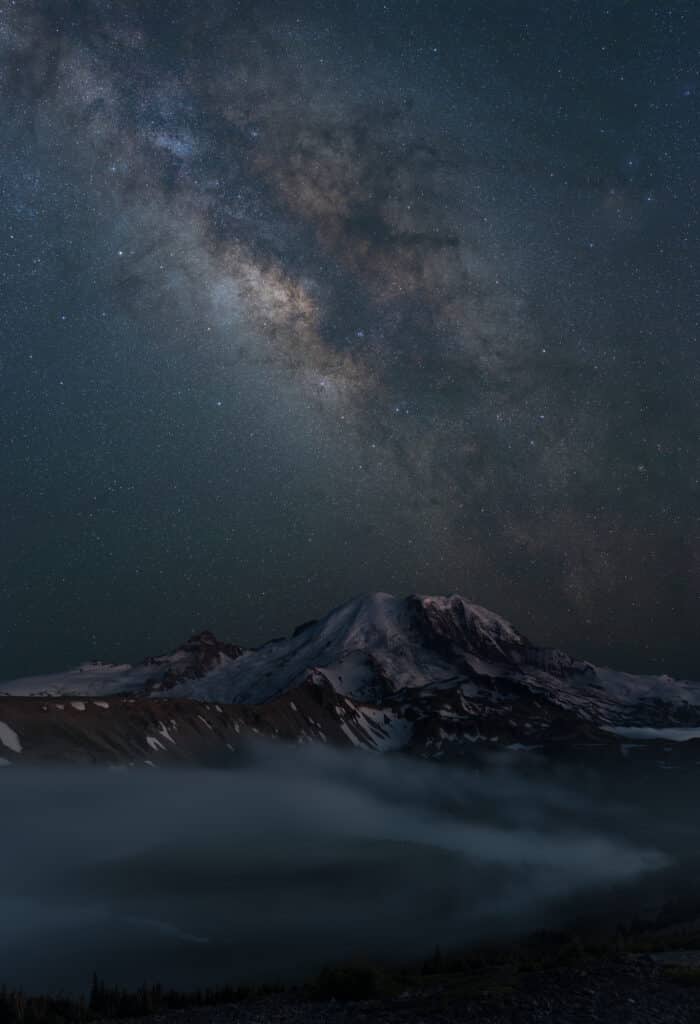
[1,0,698,680]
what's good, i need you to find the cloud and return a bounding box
[0,743,667,995]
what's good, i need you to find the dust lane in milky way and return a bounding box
[0,0,698,679]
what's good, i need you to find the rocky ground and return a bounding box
[99,956,700,1024]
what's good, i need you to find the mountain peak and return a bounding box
[2,590,700,769]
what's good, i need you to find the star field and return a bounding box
[0,0,698,679]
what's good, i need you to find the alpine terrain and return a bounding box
[2,593,700,768]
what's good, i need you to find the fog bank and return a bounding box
[0,744,672,994]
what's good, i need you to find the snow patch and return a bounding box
[71,701,86,711]
[358,706,413,752]
[157,722,176,744]
[0,722,22,754]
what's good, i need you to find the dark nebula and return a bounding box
[1,0,698,679]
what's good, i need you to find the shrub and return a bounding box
[315,963,382,1000]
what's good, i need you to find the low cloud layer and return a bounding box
[0,743,671,995]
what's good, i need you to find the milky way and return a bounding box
[1,0,698,678]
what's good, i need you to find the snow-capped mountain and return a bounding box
[2,592,700,768]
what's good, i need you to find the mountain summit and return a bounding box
[2,593,700,768]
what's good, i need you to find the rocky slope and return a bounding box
[89,956,700,1024]
[2,593,700,768]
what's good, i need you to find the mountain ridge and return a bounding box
[2,592,700,768]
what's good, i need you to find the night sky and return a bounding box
[1,0,698,681]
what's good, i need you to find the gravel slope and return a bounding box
[100,956,700,1024]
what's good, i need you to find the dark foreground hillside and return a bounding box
[95,958,700,1024]
[10,923,700,1024]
